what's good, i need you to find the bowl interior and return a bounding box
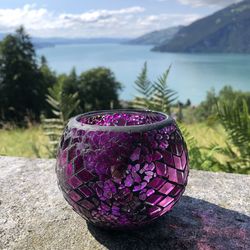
[77,109,167,127]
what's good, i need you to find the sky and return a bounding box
[0,0,242,38]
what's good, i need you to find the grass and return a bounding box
[185,122,227,148]
[0,126,49,158]
[185,122,228,165]
[0,122,227,160]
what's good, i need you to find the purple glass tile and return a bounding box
[125,174,133,187]
[130,147,141,161]
[148,177,166,190]
[78,199,95,210]
[181,151,187,169]
[145,154,153,163]
[146,189,155,197]
[66,163,73,177]
[78,186,94,198]
[146,194,164,206]
[74,155,84,172]
[69,190,81,202]
[68,145,77,162]
[173,155,182,170]
[133,182,147,192]
[177,171,185,185]
[176,143,184,156]
[100,202,110,212]
[132,172,141,183]
[59,150,68,167]
[163,151,174,166]
[144,175,152,182]
[132,164,140,172]
[159,141,169,150]
[144,162,155,171]
[152,151,163,161]
[68,176,82,189]
[169,186,182,197]
[139,192,147,201]
[155,162,167,176]
[167,168,178,184]
[77,169,95,182]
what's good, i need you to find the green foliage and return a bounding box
[178,123,218,171]
[133,65,250,174]
[133,62,154,109]
[39,55,57,116]
[194,86,250,123]
[152,66,177,113]
[78,67,122,111]
[42,77,80,158]
[193,88,217,122]
[133,62,177,113]
[47,76,80,122]
[0,26,47,123]
[212,98,250,173]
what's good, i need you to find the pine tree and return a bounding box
[0,26,46,123]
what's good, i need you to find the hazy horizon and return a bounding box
[0,0,243,38]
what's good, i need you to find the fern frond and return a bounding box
[134,62,152,99]
[42,79,80,158]
[151,66,177,114]
[216,98,250,173]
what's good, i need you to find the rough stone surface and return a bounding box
[0,156,249,250]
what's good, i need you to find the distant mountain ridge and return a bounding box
[127,26,183,46]
[0,34,129,49]
[153,0,250,53]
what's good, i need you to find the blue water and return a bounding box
[38,43,250,104]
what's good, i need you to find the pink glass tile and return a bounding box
[158,182,175,195]
[158,196,174,208]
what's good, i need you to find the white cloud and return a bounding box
[177,0,242,7]
[59,6,145,24]
[0,4,200,38]
[137,13,200,28]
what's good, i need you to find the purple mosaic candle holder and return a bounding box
[56,109,189,229]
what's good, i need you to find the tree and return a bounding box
[218,85,250,111]
[39,55,57,116]
[0,26,46,123]
[78,67,122,111]
[194,88,217,122]
[61,67,78,96]
[185,99,191,107]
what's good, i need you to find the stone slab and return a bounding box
[0,157,249,250]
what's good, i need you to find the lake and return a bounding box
[38,43,250,104]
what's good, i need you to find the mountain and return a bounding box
[32,37,129,46]
[153,0,250,53]
[127,26,183,46]
[0,34,129,49]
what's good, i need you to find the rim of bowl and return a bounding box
[68,109,175,133]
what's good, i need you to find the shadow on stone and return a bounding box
[87,196,250,250]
